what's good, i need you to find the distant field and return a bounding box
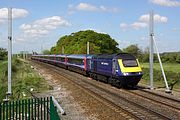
[141,63,180,73]
[139,62,180,90]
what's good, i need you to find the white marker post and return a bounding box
[5,8,13,101]
[87,42,89,54]
[149,11,154,90]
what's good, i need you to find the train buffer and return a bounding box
[0,96,63,120]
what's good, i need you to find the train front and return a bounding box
[116,54,143,87]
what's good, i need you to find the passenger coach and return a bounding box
[32,53,143,87]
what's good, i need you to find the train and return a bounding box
[31,53,143,87]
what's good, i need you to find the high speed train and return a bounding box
[31,53,143,87]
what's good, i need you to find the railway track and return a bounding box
[33,61,179,120]
[127,87,180,111]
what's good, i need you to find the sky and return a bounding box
[0,0,180,54]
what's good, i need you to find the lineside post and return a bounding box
[7,7,12,95]
[4,8,13,101]
[149,11,154,90]
[87,42,89,54]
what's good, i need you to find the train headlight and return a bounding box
[123,72,129,76]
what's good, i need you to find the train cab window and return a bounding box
[122,59,138,67]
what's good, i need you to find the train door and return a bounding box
[112,59,116,75]
[112,59,119,75]
[94,60,97,71]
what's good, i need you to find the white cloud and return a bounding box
[130,22,148,30]
[0,8,28,19]
[17,16,70,42]
[0,8,28,25]
[139,14,168,23]
[120,13,168,31]
[68,3,118,14]
[150,0,180,7]
[12,8,28,18]
[120,22,148,30]
[76,3,98,11]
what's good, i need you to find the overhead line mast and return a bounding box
[4,8,12,101]
[149,11,171,93]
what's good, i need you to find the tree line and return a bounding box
[123,44,180,63]
[46,30,180,63]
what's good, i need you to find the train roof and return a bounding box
[92,53,136,60]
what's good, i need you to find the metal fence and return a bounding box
[0,96,60,120]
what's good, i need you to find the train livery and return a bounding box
[31,53,143,87]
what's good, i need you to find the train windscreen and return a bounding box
[122,59,138,67]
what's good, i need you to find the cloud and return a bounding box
[0,8,28,24]
[68,3,118,14]
[130,22,148,30]
[17,16,70,42]
[139,14,168,23]
[76,3,98,11]
[120,13,168,31]
[150,0,180,7]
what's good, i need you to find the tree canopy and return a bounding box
[50,30,120,54]
[0,48,7,60]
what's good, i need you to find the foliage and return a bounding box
[122,45,180,64]
[42,49,51,54]
[123,44,143,61]
[50,30,120,54]
[0,48,7,60]
[176,54,180,63]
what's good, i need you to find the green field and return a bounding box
[141,63,180,73]
[140,62,180,90]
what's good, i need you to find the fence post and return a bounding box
[44,97,46,120]
[50,97,60,120]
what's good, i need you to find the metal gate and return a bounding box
[0,97,60,120]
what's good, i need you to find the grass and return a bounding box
[141,63,180,73]
[139,62,180,90]
[0,58,51,102]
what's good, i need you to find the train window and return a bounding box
[122,59,138,67]
[61,58,65,62]
[57,57,61,61]
[68,58,84,65]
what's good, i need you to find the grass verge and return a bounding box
[0,58,51,102]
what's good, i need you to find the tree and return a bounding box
[176,54,180,63]
[0,48,7,60]
[42,50,50,55]
[51,30,121,54]
[123,44,142,59]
